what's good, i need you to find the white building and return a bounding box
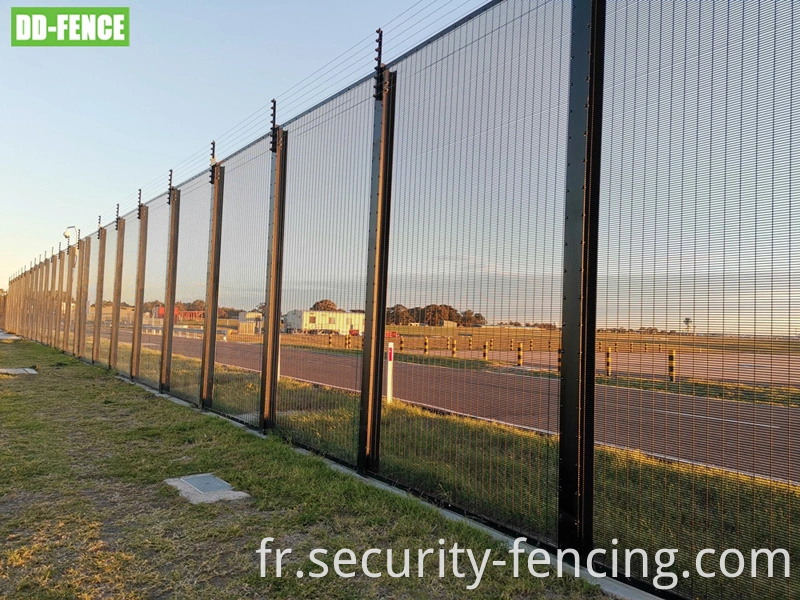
[283,310,365,335]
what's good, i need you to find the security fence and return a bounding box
[4,2,798,599]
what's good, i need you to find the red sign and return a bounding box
[388,345,393,361]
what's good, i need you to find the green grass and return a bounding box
[144,345,799,598]
[0,339,603,600]
[244,381,800,600]
[11,339,796,598]
[597,374,800,408]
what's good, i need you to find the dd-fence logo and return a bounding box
[11,8,129,46]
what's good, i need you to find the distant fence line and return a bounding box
[4,2,798,600]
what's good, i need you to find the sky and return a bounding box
[0,0,490,286]
[3,1,798,335]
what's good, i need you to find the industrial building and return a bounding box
[282,309,365,336]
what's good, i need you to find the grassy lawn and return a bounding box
[162,356,797,600]
[0,338,603,600]
[267,381,799,600]
[597,374,800,408]
[131,347,798,599]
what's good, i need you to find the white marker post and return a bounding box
[387,342,394,404]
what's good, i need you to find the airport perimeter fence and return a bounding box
[4,2,798,598]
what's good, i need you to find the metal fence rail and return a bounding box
[5,2,797,599]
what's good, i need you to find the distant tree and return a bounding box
[684,317,692,333]
[461,309,477,327]
[142,300,163,314]
[311,299,338,312]
[253,302,266,317]
[218,306,242,319]
[417,304,460,326]
[186,299,206,312]
[387,304,412,325]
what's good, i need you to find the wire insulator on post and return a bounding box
[209,141,216,184]
[168,169,174,204]
[270,99,278,153]
[373,28,384,99]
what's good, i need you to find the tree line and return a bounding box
[301,300,488,327]
[386,304,486,327]
[128,298,559,328]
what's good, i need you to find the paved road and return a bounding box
[127,330,799,483]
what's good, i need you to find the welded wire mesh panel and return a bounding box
[210,137,271,426]
[97,227,117,367]
[52,251,65,348]
[381,2,569,539]
[63,247,79,353]
[84,236,100,360]
[275,80,374,463]
[77,236,93,359]
[115,210,140,376]
[169,173,213,404]
[378,0,569,543]
[138,194,169,388]
[595,3,798,598]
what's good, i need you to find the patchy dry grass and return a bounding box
[0,339,603,600]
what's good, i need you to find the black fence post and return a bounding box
[200,144,225,409]
[160,184,180,393]
[34,259,43,342]
[109,214,126,368]
[260,104,288,430]
[92,228,106,363]
[62,245,76,352]
[357,30,397,474]
[558,0,606,557]
[55,247,65,348]
[72,244,83,353]
[40,256,50,344]
[131,197,149,378]
[76,236,92,357]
